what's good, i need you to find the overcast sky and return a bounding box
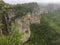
[3,0,60,4]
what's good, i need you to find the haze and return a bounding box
[3,0,60,4]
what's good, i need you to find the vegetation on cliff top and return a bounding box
[13,3,39,19]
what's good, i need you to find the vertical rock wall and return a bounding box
[15,3,41,43]
[16,13,31,43]
[16,9,41,43]
[30,8,40,24]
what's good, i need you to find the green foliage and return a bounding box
[13,3,39,19]
[0,0,11,13]
[24,17,57,45]
[0,0,12,35]
[13,4,30,18]
[0,22,22,45]
[42,11,60,34]
[40,11,60,45]
[24,10,60,45]
[0,1,22,44]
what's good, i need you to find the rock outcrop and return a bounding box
[16,3,41,43]
[0,0,15,35]
[0,1,41,43]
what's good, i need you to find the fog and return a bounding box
[3,0,60,4]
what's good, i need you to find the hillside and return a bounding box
[13,3,40,44]
[41,10,60,45]
[0,1,41,45]
[1,0,60,45]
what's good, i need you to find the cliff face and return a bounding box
[16,4,40,43]
[0,1,40,43]
[30,7,40,24]
[7,8,15,22]
[16,13,31,43]
[0,1,15,35]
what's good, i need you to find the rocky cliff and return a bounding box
[0,1,41,43]
[15,3,41,43]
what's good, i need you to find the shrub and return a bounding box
[0,22,22,45]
